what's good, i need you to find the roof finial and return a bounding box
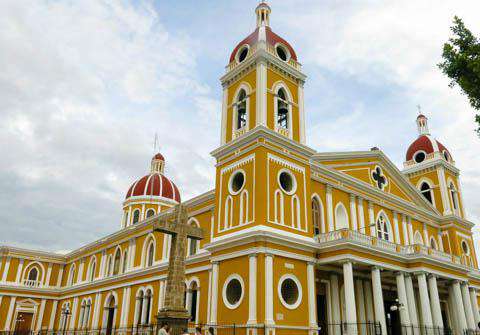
[153,132,159,154]
[415,107,430,136]
[256,1,271,28]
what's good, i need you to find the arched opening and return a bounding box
[146,241,155,267]
[27,267,38,281]
[68,265,76,286]
[420,182,433,204]
[146,209,155,218]
[122,250,128,274]
[430,237,438,250]
[143,289,153,325]
[334,203,349,230]
[449,182,459,212]
[104,296,116,335]
[113,248,121,276]
[188,281,199,322]
[106,255,112,277]
[236,89,247,130]
[135,290,144,326]
[414,231,424,245]
[89,259,96,282]
[312,198,321,235]
[276,88,289,130]
[132,209,140,224]
[376,214,391,241]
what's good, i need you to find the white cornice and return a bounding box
[402,156,460,176]
[210,125,315,159]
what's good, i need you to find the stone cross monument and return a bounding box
[153,204,203,335]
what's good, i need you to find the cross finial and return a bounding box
[153,133,159,154]
[416,104,422,115]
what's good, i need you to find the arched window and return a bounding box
[144,289,153,324]
[68,265,76,286]
[28,267,38,282]
[449,182,459,211]
[84,300,91,328]
[60,302,71,330]
[334,203,349,230]
[106,255,112,277]
[188,281,199,322]
[122,250,128,273]
[430,237,438,250]
[146,209,155,218]
[277,88,289,129]
[420,182,433,204]
[132,209,140,224]
[147,242,155,267]
[135,290,144,326]
[79,300,86,328]
[376,215,390,241]
[113,248,121,276]
[414,231,424,245]
[89,259,96,282]
[312,198,321,235]
[236,89,247,130]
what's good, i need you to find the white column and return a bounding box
[158,280,165,310]
[349,195,358,230]
[330,274,341,323]
[417,272,433,327]
[45,263,53,287]
[220,87,228,144]
[307,262,317,328]
[5,296,16,330]
[355,280,366,335]
[437,166,452,215]
[326,186,334,232]
[210,261,219,324]
[423,223,429,247]
[438,232,444,252]
[405,275,419,326]
[395,272,411,327]
[256,61,267,126]
[248,254,258,324]
[92,292,102,329]
[69,297,79,329]
[36,299,47,331]
[121,286,131,327]
[364,280,374,322]
[99,251,107,278]
[393,212,400,244]
[78,258,85,284]
[56,265,64,287]
[427,275,443,328]
[330,273,341,335]
[371,267,387,335]
[462,282,476,330]
[128,238,136,269]
[402,215,409,245]
[265,254,274,325]
[407,217,414,245]
[49,300,58,330]
[470,288,480,327]
[1,257,10,282]
[452,281,468,331]
[298,84,306,144]
[15,258,24,283]
[343,262,357,327]
[368,202,375,236]
[357,197,365,232]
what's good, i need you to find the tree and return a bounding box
[438,16,480,135]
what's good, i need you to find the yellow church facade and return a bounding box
[1,2,480,335]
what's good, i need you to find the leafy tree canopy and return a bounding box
[438,16,480,135]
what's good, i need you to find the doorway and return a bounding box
[14,312,33,335]
[384,299,401,335]
[105,298,116,335]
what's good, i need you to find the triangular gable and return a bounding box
[312,150,439,215]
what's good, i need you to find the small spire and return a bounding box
[256,1,271,28]
[416,107,430,135]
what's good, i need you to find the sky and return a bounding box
[0,0,479,254]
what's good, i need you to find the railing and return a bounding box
[316,229,472,267]
[233,128,247,139]
[276,127,290,138]
[403,152,455,168]
[394,325,453,335]
[23,279,41,287]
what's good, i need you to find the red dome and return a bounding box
[229,27,298,63]
[406,135,451,161]
[153,153,164,161]
[125,173,180,202]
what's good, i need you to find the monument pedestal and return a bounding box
[157,308,190,335]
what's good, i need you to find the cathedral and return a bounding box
[1,2,480,335]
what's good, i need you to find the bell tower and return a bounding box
[219,1,307,145]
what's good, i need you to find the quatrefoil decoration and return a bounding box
[371,166,388,191]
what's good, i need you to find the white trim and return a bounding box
[277,168,297,195]
[334,202,349,230]
[277,273,303,310]
[228,169,246,195]
[222,273,245,309]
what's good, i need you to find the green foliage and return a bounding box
[438,16,480,135]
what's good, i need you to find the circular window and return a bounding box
[278,274,302,309]
[236,45,249,63]
[222,274,244,309]
[229,170,246,195]
[414,151,426,163]
[275,45,289,62]
[278,170,296,194]
[462,240,469,254]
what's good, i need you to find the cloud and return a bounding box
[0,0,218,251]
